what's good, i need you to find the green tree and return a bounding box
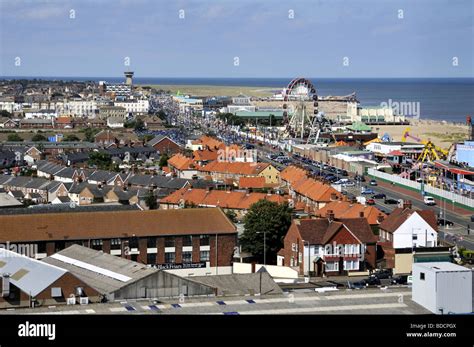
[157,110,167,121]
[144,191,158,210]
[63,134,80,142]
[225,209,238,223]
[0,110,12,118]
[88,152,112,170]
[7,133,23,142]
[31,134,47,142]
[158,153,169,168]
[83,128,100,142]
[239,200,293,264]
[134,118,145,131]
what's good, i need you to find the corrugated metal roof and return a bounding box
[0,248,67,297]
[43,245,157,294]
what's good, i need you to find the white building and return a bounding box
[24,109,58,119]
[365,141,425,156]
[379,206,438,249]
[60,100,98,116]
[114,99,149,115]
[412,262,472,314]
[0,101,22,113]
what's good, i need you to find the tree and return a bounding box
[83,128,100,142]
[62,134,80,142]
[239,200,293,264]
[158,153,169,168]
[157,110,167,121]
[7,133,23,142]
[134,118,145,131]
[144,191,158,210]
[88,152,112,170]
[225,210,238,223]
[0,110,12,118]
[31,134,47,142]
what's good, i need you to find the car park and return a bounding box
[372,269,392,280]
[348,281,367,290]
[342,170,349,176]
[361,187,375,195]
[343,181,355,187]
[391,275,408,285]
[366,198,375,205]
[369,179,377,186]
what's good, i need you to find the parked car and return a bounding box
[369,179,377,186]
[437,219,454,227]
[366,198,375,205]
[348,280,367,290]
[424,196,436,206]
[391,275,408,285]
[372,269,392,280]
[364,276,381,286]
[372,193,386,199]
[343,181,355,187]
[361,187,375,195]
[384,198,399,204]
[342,170,349,176]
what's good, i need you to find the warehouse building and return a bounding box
[0,208,237,276]
[0,248,99,309]
[43,245,216,301]
[412,262,473,314]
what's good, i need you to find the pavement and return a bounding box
[0,287,429,315]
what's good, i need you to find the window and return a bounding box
[147,237,157,248]
[128,237,138,249]
[413,235,418,241]
[55,241,65,252]
[183,235,193,247]
[147,253,157,264]
[200,251,210,262]
[36,242,46,254]
[91,239,103,250]
[420,272,425,280]
[200,235,210,246]
[165,237,175,248]
[165,252,175,263]
[325,261,339,272]
[344,260,359,271]
[291,243,296,252]
[182,251,192,263]
[111,238,121,250]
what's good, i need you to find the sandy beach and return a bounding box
[374,119,468,149]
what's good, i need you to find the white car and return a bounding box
[423,196,436,206]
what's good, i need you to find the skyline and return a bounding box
[0,0,473,78]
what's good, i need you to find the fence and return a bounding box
[367,168,474,209]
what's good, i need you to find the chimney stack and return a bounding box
[359,211,365,218]
[403,200,412,210]
[377,213,385,223]
[327,210,335,223]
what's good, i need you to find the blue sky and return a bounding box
[0,0,473,78]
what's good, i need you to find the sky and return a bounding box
[0,0,473,78]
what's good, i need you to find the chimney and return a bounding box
[377,213,385,223]
[326,210,335,223]
[330,193,338,201]
[359,211,364,218]
[2,273,10,298]
[403,200,412,210]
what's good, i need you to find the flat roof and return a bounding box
[414,262,472,273]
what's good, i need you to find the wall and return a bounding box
[394,253,413,275]
[393,213,437,249]
[436,270,473,314]
[412,264,437,313]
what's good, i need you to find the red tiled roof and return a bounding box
[315,201,386,225]
[239,177,266,189]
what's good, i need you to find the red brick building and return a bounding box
[277,213,378,276]
[0,208,237,276]
[147,135,181,155]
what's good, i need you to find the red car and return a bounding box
[366,198,375,205]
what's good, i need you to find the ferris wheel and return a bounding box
[282,78,319,139]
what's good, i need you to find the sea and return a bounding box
[2,77,473,123]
